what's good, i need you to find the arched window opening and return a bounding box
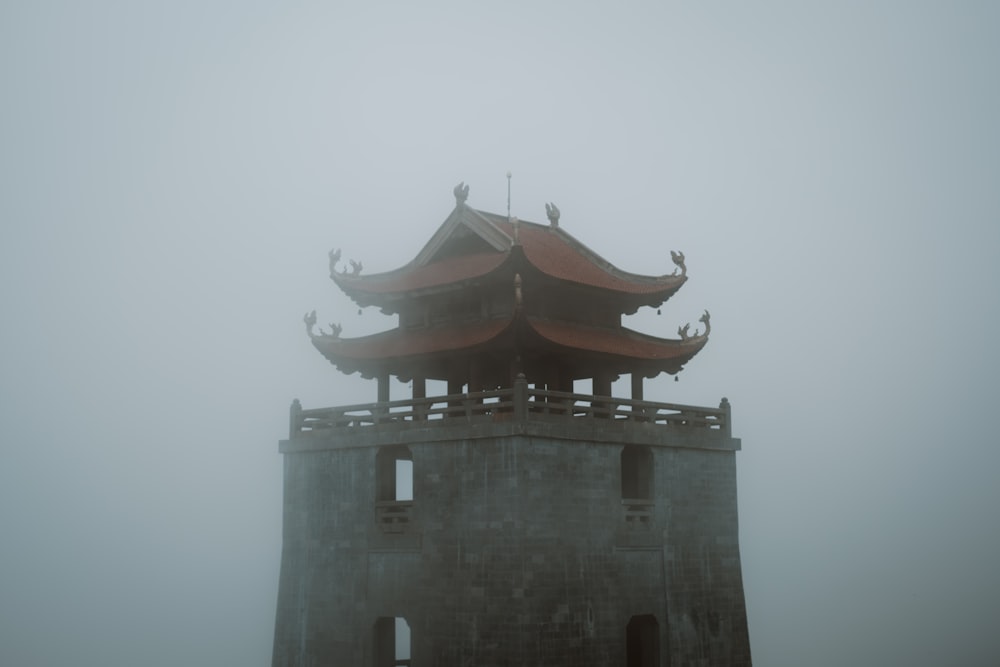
[621,445,653,525]
[621,445,653,499]
[374,616,411,667]
[376,446,413,532]
[626,614,660,667]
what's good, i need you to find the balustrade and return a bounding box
[289,384,730,438]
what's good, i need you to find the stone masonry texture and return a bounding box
[272,414,751,666]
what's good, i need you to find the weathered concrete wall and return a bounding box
[273,422,750,666]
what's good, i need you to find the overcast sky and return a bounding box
[1,1,998,665]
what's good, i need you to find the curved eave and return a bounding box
[523,317,708,375]
[310,317,514,379]
[517,257,685,313]
[331,250,510,308]
[487,216,687,302]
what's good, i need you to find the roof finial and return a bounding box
[545,202,560,227]
[453,181,469,207]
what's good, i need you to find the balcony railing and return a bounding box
[289,379,732,439]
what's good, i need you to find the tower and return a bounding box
[273,184,751,666]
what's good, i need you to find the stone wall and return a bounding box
[273,420,750,666]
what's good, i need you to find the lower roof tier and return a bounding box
[309,313,708,383]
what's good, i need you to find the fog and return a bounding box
[1,2,998,665]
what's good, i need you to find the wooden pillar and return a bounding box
[447,373,464,419]
[631,372,645,421]
[513,373,528,422]
[592,372,612,419]
[412,376,426,421]
[631,373,643,402]
[376,371,389,423]
[377,371,390,403]
[467,360,485,419]
[592,373,612,397]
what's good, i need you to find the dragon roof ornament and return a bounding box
[670,250,686,277]
[453,181,469,207]
[545,202,560,227]
[329,248,362,279]
[328,248,341,279]
[678,310,711,344]
[304,310,342,340]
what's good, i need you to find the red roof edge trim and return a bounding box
[310,316,516,363]
[525,317,708,362]
[550,226,683,285]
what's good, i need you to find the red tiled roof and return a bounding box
[311,314,704,376]
[525,318,706,362]
[333,208,684,304]
[333,251,507,295]
[489,216,683,296]
[311,318,512,362]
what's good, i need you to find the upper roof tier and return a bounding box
[330,191,688,315]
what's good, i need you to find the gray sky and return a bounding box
[2,1,998,665]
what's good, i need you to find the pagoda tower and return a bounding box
[272,184,751,666]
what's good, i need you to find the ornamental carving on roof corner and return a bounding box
[341,259,362,277]
[670,250,686,277]
[303,310,341,339]
[678,310,711,344]
[328,248,341,277]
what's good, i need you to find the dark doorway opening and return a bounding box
[626,614,660,667]
[620,445,653,500]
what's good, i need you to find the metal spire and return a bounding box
[506,170,512,221]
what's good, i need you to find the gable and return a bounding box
[412,207,512,267]
[428,224,501,262]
